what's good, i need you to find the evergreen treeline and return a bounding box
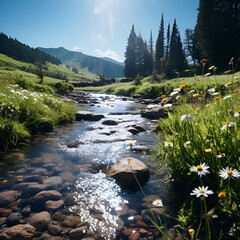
[124,0,240,79]
[0,32,61,65]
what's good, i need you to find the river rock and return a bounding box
[43,176,63,187]
[32,190,62,204]
[105,157,150,188]
[0,208,12,217]
[0,190,20,207]
[101,119,118,125]
[22,184,47,197]
[29,211,51,231]
[47,221,62,235]
[45,199,64,211]
[7,212,23,226]
[0,223,36,240]
[140,105,167,119]
[126,127,140,134]
[75,111,104,121]
[61,215,81,228]
[69,226,88,239]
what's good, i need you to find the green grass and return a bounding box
[0,53,98,84]
[153,86,240,239]
[77,71,240,99]
[0,80,76,150]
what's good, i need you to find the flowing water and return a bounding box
[0,93,167,239]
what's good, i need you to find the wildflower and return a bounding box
[205,73,211,76]
[209,65,216,70]
[161,97,168,103]
[212,92,219,96]
[234,112,240,117]
[216,153,225,158]
[190,186,213,198]
[189,89,195,94]
[218,191,226,199]
[223,95,232,100]
[170,91,179,97]
[152,199,163,207]
[188,228,195,235]
[193,93,199,98]
[207,88,216,93]
[219,167,240,180]
[190,163,210,177]
[215,96,220,101]
[184,141,191,147]
[180,114,193,122]
[205,148,212,153]
[179,84,186,90]
[221,121,235,131]
[164,141,173,147]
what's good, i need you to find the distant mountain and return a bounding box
[0,32,61,65]
[38,47,124,78]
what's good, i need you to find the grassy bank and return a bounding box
[152,79,240,239]
[0,79,76,151]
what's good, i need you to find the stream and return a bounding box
[0,93,169,240]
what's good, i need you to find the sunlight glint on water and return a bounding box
[69,171,128,239]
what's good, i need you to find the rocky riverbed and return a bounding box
[0,92,174,240]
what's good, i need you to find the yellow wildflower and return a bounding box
[218,191,226,199]
[162,97,168,103]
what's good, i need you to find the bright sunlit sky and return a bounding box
[1,0,199,62]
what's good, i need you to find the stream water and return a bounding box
[0,93,168,239]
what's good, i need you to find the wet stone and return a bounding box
[47,221,62,235]
[0,190,20,207]
[7,212,23,226]
[0,217,7,226]
[0,223,36,240]
[24,175,43,183]
[21,205,31,217]
[45,199,64,211]
[52,211,67,222]
[129,231,141,240]
[32,190,62,204]
[22,184,47,198]
[13,182,38,191]
[61,215,81,228]
[0,208,12,217]
[43,176,63,187]
[69,226,88,239]
[29,211,51,231]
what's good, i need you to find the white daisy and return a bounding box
[152,199,163,207]
[164,141,173,147]
[180,114,193,122]
[219,167,240,180]
[234,112,240,118]
[190,163,210,177]
[221,121,235,131]
[190,186,213,198]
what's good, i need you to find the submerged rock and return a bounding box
[75,111,104,121]
[141,105,167,119]
[0,223,36,240]
[105,157,150,188]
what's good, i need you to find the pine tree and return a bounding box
[155,14,165,73]
[195,0,240,71]
[124,25,138,78]
[165,23,171,63]
[167,19,186,75]
[148,31,154,74]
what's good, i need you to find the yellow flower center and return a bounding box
[200,189,205,193]
[196,165,203,171]
[218,192,226,199]
[227,170,233,175]
[188,228,195,235]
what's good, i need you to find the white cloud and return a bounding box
[95,48,123,62]
[73,46,83,52]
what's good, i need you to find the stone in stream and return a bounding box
[43,176,63,188]
[0,190,20,207]
[0,223,36,240]
[7,212,23,226]
[32,190,62,204]
[75,111,105,121]
[45,199,64,211]
[29,211,51,231]
[101,119,118,125]
[105,157,150,188]
[140,105,167,119]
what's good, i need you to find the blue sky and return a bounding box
[0,0,199,62]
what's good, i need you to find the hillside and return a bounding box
[39,47,124,78]
[0,53,98,84]
[0,32,61,65]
